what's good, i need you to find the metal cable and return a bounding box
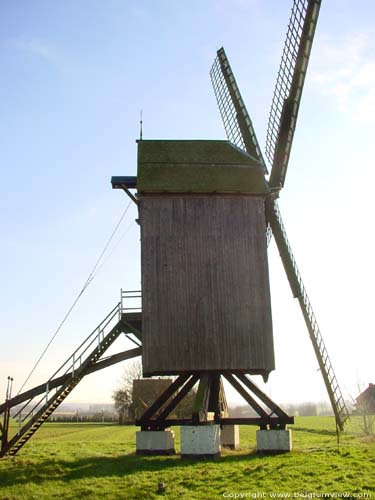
[17,200,132,395]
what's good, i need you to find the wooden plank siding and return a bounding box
[140,194,274,378]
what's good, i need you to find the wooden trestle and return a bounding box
[137,371,293,430]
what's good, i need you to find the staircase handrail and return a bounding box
[11,301,121,421]
[48,302,120,382]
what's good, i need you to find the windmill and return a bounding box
[111,0,348,455]
[0,0,349,458]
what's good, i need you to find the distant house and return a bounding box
[356,383,375,414]
[132,379,173,420]
[132,378,197,421]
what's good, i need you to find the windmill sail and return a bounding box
[210,47,267,172]
[266,200,349,431]
[209,2,348,432]
[266,0,321,190]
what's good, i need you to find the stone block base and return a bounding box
[220,424,240,450]
[180,425,221,458]
[136,430,175,455]
[256,429,292,452]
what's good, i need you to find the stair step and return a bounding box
[4,316,123,457]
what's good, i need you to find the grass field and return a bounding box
[0,417,374,500]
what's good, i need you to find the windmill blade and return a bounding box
[266,0,321,190]
[210,47,267,172]
[266,199,349,431]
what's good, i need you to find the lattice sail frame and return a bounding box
[266,0,321,188]
[210,48,267,172]
[210,54,246,152]
[265,0,309,163]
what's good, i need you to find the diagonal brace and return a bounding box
[224,373,268,418]
[157,375,199,420]
[235,372,289,419]
[138,375,190,422]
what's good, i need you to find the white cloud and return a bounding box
[355,89,375,122]
[3,36,58,65]
[312,33,375,124]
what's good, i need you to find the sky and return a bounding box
[0,0,374,410]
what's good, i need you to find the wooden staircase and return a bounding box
[4,379,79,456]
[1,298,142,457]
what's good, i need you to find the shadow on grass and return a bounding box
[293,427,337,437]
[1,450,266,486]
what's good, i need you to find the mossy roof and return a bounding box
[137,140,269,194]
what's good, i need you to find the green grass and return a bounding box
[0,417,374,500]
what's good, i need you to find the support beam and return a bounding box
[138,375,190,423]
[192,374,211,423]
[135,417,294,427]
[224,373,268,419]
[122,187,138,206]
[234,372,290,419]
[158,375,199,420]
[120,314,142,340]
[0,347,142,414]
[208,373,221,420]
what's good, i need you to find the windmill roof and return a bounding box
[137,140,269,194]
[356,383,375,406]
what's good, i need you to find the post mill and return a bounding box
[0,0,349,458]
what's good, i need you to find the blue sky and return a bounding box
[1,0,374,407]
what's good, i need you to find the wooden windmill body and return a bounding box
[138,140,273,379]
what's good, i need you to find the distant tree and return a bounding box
[112,359,142,423]
[120,359,143,394]
[284,403,297,416]
[297,402,318,417]
[227,405,258,418]
[113,388,133,423]
[357,402,374,436]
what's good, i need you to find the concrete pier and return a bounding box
[256,429,292,452]
[136,429,175,455]
[220,424,240,450]
[180,425,221,458]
